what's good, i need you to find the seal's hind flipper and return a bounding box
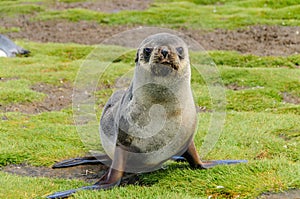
[182,141,247,169]
[46,188,78,199]
[52,155,111,169]
[171,156,247,168]
[47,166,122,198]
[200,159,247,169]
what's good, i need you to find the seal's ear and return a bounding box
[135,50,139,63]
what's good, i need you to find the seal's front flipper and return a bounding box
[47,149,126,198]
[45,180,121,199]
[46,168,122,199]
[46,181,121,199]
[52,154,111,169]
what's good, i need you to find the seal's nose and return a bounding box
[161,48,169,58]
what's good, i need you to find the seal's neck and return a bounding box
[130,75,193,110]
[133,64,191,94]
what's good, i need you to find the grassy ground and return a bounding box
[0,0,300,29]
[0,0,300,198]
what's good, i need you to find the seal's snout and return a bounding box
[148,46,181,76]
[160,48,169,58]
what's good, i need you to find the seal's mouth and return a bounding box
[160,59,179,71]
[142,46,182,76]
[150,53,180,76]
[151,61,178,76]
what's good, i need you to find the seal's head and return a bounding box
[135,33,190,77]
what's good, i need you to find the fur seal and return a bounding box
[46,33,246,199]
[0,34,30,57]
[99,33,197,173]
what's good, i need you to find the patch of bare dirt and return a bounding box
[2,163,139,185]
[188,26,300,56]
[1,82,73,114]
[2,14,299,56]
[226,83,250,91]
[282,92,300,104]
[2,164,106,183]
[259,189,300,199]
[2,16,133,45]
[1,0,300,56]
[48,0,153,13]
[226,83,267,91]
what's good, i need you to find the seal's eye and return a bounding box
[176,47,184,59]
[143,48,153,56]
[143,47,153,62]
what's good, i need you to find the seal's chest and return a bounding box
[117,97,183,153]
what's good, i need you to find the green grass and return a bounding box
[0,0,300,198]
[0,27,20,34]
[33,0,300,28]
[0,1,44,17]
[208,51,300,68]
[1,112,299,198]
[34,1,300,29]
[0,40,299,198]
[0,0,299,30]
[0,79,45,104]
[0,172,87,199]
[0,111,84,166]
